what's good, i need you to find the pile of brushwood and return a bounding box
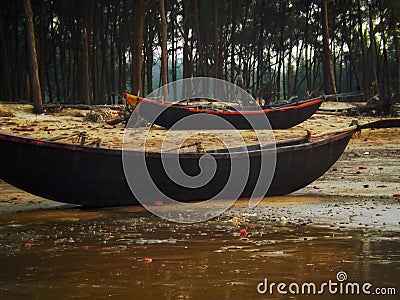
[346,95,399,117]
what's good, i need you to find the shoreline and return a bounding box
[1,180,398,232]
[0,101,399,232]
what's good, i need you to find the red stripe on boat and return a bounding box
[139,98,323,115]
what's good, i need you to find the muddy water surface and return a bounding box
[0,201,398,300]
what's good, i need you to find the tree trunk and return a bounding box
[110,2,118,104]
[321,0,337,96]
[192,0,206,76]
[357,0,368,100]
[23,0,43,113]
[304,6,311,92]
[81,28,90,104]
[25,72,30,102]
[0,20,12,101]
[341,2,362,93]
[368,4,378,96]
[131,0,144,96]
[160,0,168,86]
[51,15,60,102]
[279,1,286,100]
[391,15,400,97]
[378,4,389,98]
[230,0,236,82]
[85,0,94,104]
[213,0,219,78]
[182,0,191,79]
[256,1,264,92]
[160,0,168,101]
[145,16,154,94]
[170,2,177,83]
[293,38,304,95]
[119,1,129,94]
[60,35,67,102]
[38,0,46,102]
[287,4,294,97]
[91,1,98,104]
[12,18,20,100]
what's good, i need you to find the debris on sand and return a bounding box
[0,107,14,117]
[135,238,177,245]
[84,109,113,123]
[83,107,125,125]
[12,126,35,132]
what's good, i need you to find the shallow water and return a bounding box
[0,204,398,299]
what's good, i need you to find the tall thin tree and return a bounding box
[131,0,145,96]
[160,0,168,101]
[23,0,43,113]
[321,0,337,96]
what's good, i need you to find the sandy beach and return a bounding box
[0,102,399,299]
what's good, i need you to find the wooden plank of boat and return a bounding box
[0,126,354,207]
[125,93,323,130]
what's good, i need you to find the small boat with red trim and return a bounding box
[125,93,324,130]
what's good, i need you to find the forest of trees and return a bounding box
[0,0,399,112]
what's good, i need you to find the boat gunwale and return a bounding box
[0,127,355,159]
[135,96,324,116]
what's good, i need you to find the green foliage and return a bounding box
[0,0,399,104]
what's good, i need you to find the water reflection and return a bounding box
[0,206,398,299]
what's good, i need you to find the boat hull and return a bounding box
[0,131,352,207]
[134,98,323,130]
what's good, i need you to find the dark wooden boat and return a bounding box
[125,93,323,129]
[0,126,355,207]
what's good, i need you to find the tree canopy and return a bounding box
[0,0,399,105]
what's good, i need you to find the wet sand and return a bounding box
[0,102,399,299]
[0,204,398,299]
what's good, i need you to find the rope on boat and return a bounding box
[45,131,82,142]
[84,138,102,147]
[46,131,102,147]
[164,141,205,153]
